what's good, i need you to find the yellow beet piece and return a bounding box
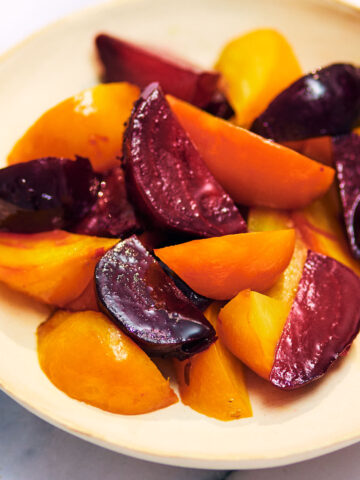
[248,207,308,305]
[174,303,252,421]
[8,83,140,172]
[0,230,118,307]
[38,310,178,414]
[215,29,301,127]
[218,290,289,380]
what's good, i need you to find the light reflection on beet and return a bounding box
[123,83,246,238]
[95,236,216,359]
[251,64,360,141]
[0,156,98,233]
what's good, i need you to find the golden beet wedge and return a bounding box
[155,230,295,300]
[218,290,289,380]
[168,95,334,209]
[8,83,140,172]
[0,230,117,307]
[174,303,252,421]
[215,28,302,127]
[38,310,178,414]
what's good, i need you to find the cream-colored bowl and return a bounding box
[0,0,360,469]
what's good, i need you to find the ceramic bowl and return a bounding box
[0,0,360,469]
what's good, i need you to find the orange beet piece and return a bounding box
[8,83,140,172]
[218,290,289,380]
[215,29,302,127]
[0,230,117,307]
[38,310,177,414]
[155,230,295,300]
[174,303,252,421]
[282,136,333,166]
[248,207,308,306]
[168,95,334,209]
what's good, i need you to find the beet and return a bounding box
[270,250,360,389]
[123,83,246,238]
[333,133,360,259]
[0,157,98,233]
[95,33,219,108]
[157,259,211,312]
[73,165,140,237]
[251,64,360,141]
[204,91,234,120]
[95,236,216,359]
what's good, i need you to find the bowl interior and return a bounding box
[0,0,359,469]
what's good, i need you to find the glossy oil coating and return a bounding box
[73,165,140,237]
[333,133,360,259]
[0,156,98,233]
[95,235,216,359]
[252,64,360,141]
[270,250,360,389]
[123,83,246,238]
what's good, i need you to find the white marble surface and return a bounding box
[1,1,360,479]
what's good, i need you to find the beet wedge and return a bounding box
[0,156,98,233]
[95,33,220,108]
[123,83,246,238]
[251,64,360,141]
[270,251,360,389]
[95,236,216,359]
[73,166,140,238]
[333,133,360,259]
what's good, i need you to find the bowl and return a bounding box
[0,0,359,469]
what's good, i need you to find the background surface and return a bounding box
[1,1,360,479]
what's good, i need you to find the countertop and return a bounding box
[1,1,360,479]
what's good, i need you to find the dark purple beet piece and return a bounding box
[0,156,98,233]
[251,64,360,141]
[73,166,140,237]
[95,235,216,359]
[332,133,360,259]
[204,91,234,120]
[270,250,360,389]
[95,33,219,108]
[157,259,211,312]
[123,83,247,238]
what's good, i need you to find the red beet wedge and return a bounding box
[95,33,220,108]
[270,250,360,389]
[73,165,140,237]
[123,83,246,238]
[95,235,216,359]
[332,133,360,259]
[0,156,98,233]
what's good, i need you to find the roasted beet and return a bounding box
[270,250,360,389]
[204,91,235,120]
[333,133,360,259]
[251,64,360,141]
[157,260,211,312]
[95,236,216,359]
[73,166,140,237]
[0,157,98,233]
[95,34,220,108]
[123,83,246,238]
